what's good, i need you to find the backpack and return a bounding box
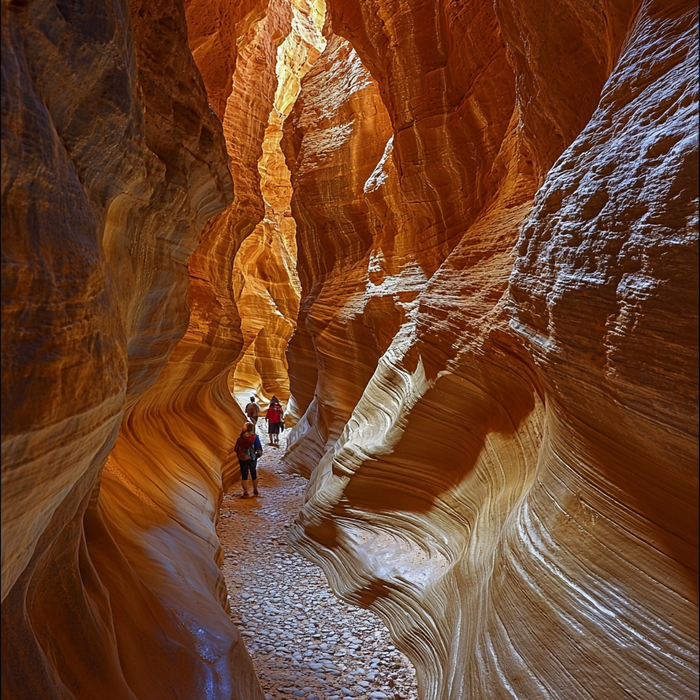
[236,435,257,461]
[245,403,259,418]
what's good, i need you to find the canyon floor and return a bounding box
[218,428,419,700]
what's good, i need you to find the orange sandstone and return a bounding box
[1,0,288,695]
[283,1,699,699]
[1,0,697,697]
[232,0,326,410]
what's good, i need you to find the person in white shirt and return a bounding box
[244,396,261,426]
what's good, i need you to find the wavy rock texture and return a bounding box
[232,0,326,409]
[284,1,699,699]
[282,26,398,475]
[1,0,283,694]
[95,1,329,694]
[3,0,698,696]
[184,0,265,120]
[91,0,306,698]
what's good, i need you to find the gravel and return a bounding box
[218,429,419,700]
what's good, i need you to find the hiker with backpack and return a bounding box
[265,398,284,446]
[234,422,263,498]
[244,396,261,426]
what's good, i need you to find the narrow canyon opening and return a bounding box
[230,0,325,409]
[2,0,698,699]
[223,5,424,696]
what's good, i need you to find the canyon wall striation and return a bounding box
[2,0,697,696]
[283,0,699,698]
[96,0,326,695]
[232,0,326,409]
[1,0,302,694]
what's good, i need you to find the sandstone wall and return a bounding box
[93,2,333,696]
[283,0,698,698]
[281,24,395,474]
[232,0,326,408]
[1,0,279,694]
[2,0,697,695]
[91,0,300,697]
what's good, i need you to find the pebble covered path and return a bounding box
[217,427,419,700]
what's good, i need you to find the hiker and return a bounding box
[244,396,261,426]
[265,398,284,446]
[234,422,263,497]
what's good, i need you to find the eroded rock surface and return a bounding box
[232,0,326,406]
[87,0,306,698]
[2,0,697,696]
[282,1,699,699]
[1,0,274,694]
[93,2,325,695]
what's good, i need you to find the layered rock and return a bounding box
[93,2,330,693]
[91,0,302,697]
[504,3,699,694]
[2,0,697,695]
[1,0,284,694]
[284,1,699,698]
[184,0,265,120]
[282,26,398,476]
[232,0,326,409]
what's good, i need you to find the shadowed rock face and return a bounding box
[2,0,232,597]
[283,0,698,698]
[2,0,697,696]
[1,0,264,693]
[95,2,327,698]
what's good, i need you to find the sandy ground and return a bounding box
[217,425,420,700]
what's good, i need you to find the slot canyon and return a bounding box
[1,0,698,696]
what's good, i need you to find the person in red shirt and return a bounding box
[265,398,284,446]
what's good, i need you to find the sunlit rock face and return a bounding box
[1,0,276,695]
[184,0,265,120]
[282,25,400,477]
[284,1,699,699]
[232,0,326,409]
[96,1,330,693]
[2,0,697,693]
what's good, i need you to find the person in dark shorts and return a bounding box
[244,396,261,426]
[265,399,284,446]
[234,422,263,497]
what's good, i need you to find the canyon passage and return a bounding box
[219,428,420,700]
[1,0,698,698]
